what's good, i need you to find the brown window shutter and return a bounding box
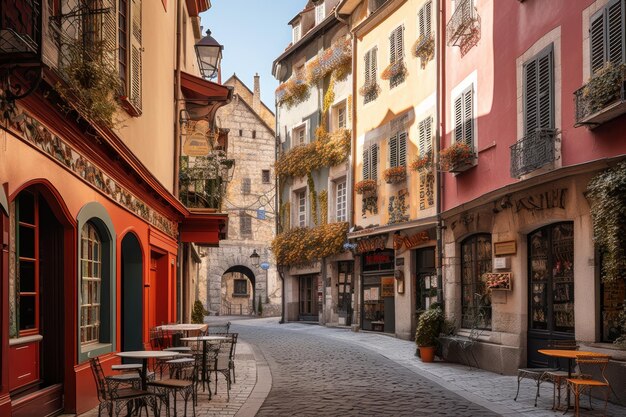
[129,0,143,111]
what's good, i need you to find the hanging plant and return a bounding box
[440,142,475,171]
[581,62,626,115]
[586,161,626,283]
[276,74,310,109]
[355,179,377,195]
[306,37,352,85]
[409,152,433,173]
[359,80,380,98]
[319,190,328,225]
[614,303,626,348]
[383,166,407,184]
[271,222,349,266]
[381,60,408,81]
[54,39,122,128]
[412,34,435,68]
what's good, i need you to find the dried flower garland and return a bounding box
[276,75,310,109]
[271,222,349,266]
[383,166,407,184]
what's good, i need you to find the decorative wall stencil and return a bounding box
[6,107,179,238]
[362,195,378,216]
[388,190,409,224]
[419,172,434,210]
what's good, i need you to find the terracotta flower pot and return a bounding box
[418,346,436,363]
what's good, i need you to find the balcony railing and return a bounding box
[0,0,41,60]
[179,154,234,210]
[574,65,626,128]
[446,0,478,47]
[510,128,557,179]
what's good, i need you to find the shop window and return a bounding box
[460,234,492,329]
[16,191,38,335]
[233,279,248,296]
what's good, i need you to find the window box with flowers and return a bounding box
[359,80,381,103]
[440,142,475,173]
[383,166,407,184]
[412,34,434,69]
[381,59,407,87]
[276,75,310,109]
[484,273,512,291]
[409,152,432,173]
[574,62,626,127]
[306,37,352,85]
[355,179,377,196]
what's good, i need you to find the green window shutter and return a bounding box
[463,87,473,147]
[454,95,463,143]
[129,0,142,111]
[607,0,625,65]
[389,134,398,168]
[398,131,407,167]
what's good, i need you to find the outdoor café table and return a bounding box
[158,323,208,346]
[180,335,229,395]
[116,350,180,390]
[538,349,610,411]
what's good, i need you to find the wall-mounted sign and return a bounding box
[381,277,395,297]
[260,262,270,270]
[393,231,430,251]
[394,269,405,294]
[356,235,387,254]
[494,240,517,256]
[395,257,405,266]
[257,208,266,220]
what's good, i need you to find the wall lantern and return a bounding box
[195,29,223,80]
[250,249,260,268]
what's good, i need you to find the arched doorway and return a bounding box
[10,182,74,415]
[221,265,256,315]
[122,233,143,354]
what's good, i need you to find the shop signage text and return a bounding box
[365,253,393,265]
[356,235,387,254]
[393,231,430,251]
[515,189,567,212]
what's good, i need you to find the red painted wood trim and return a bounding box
[186,0,211,17]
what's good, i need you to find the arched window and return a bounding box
[80,222,102,345]
[461,234,492,330]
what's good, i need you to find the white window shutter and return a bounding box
[418,119,426,153]
[463,88,473,147]
[454,95,463,143]
[389,134,398,168]
[398,131,407,167]
[424,117,433,154]
[129,0,142,111]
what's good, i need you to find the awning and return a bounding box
[180,71,233,120]
[180,210,228,245]
[347,216,437,240]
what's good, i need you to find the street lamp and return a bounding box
[250,249,260,268]
[195,29,223,80]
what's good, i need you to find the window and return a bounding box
[315,2,325,25]
[233,279,248,296]
[252,130,257,139]
[362,143,379,180]
[364,47,378,104]
[461,234,492,330]
[369,0,387,14]
[239,129,243,136]
[388,131,407,168]
[418,116,433,155]
[296,190,307,227]
[590,0,625,74]
[80,223,102,346]
[239,211,252,237]
[337,105,346,129]
[336,180,347,222]
[262,169,271,184]
[389,25,405,87]
[113,0,143,112]
[16,191,38,335]
[293,125,306,145]
[242,178,251,195]
[453,85,474,148]
[524,45,554,134]
[418,1,433,38]
[293,23,301,43]
[118,0,128,91]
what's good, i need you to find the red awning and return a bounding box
[180,71,232,121]
[186,0,211,17]
[180,210,228,245]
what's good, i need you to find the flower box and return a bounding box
[383,166,407,184]
[483,272,512,291]
[440,142,475,173]
[355,179,377,196]
[409,152,432,173]
[412,34,435,68]
[381,60,408,81]
[359,81,380,98]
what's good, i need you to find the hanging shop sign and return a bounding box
[356,235,387,254]
[381,277,395,297]
[393,231,430,251]
[183,120,211,156]
[362,249,395,272]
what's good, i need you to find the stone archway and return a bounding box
[204,245,268,315]
[221,265,256,315]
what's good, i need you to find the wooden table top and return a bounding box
[157,324,208,331]
[116,350,180,359]
[180,336,229,342]
[538,349,611,359]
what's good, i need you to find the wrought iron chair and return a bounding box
[539,339,580,410]
[207,322,231,334]
[209,332,238,384]
[566,355,611,417]
[149,357,199,417]
[206,333,236,400]
[90,357,161,417]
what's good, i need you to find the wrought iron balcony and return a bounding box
[179,153,234,210]
[0,0,41,60]
[574,65,626,128]
[446,0,478,47]
[510,128,558,179]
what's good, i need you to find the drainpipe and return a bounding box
[173,0,183,197]
[435,0,445,308]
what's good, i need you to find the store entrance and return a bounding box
[415,247,437,312]
[299,274,319,321]
[337,262,353,326]
[527,222,575,367]
[361,249,395,333]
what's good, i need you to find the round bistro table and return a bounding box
[180,335,229,395]
[116,350,180,390]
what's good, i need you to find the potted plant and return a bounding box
[355,179,377,196]
[409,152,432,173]
[383,166,407,184]
[415,307,444,362]
[440,142,475,172]
[581,62,626,115]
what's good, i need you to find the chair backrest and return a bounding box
[576,355,610,384]
[547,339,578,350]
[208,322,231,334]
[90,357,110,402]
[150,327,162,349]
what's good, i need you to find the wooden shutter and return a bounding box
[371,144,378,180]
[390,26,403,63]
[389,134,398,168]
[524,46,553,134]
[418,7,425,37]
[462,87,473,147]
[419,117,432,154]
[590,9,606,74]
[390,31,397,63]
[398,131,407,167]
[102,0,118,71]
[129,0,142,111]
[363,146,370,179]
[425,1,432,36]
[607,0,625,65]
[371,47,377,80]
[364,50,371,83]
[454,95,463,143]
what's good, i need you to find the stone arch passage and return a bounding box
[221,265,256,315]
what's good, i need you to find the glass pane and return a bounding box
[18,225,35,259]
[529,230,548,330]
[18,192,35,224]
[19,261,35,293]
[19,296,36,330]
[552,223,574,333]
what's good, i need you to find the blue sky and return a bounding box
[201,1,305,111]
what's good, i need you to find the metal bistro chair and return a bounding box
[207,322,231,335]
[149,357,200,417]
[540,339,580,410]
[207,334,236,401]
[210,332,239,384]
[90,357,161,417]
[567,355,611,417]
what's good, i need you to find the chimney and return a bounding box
[253,73,261,114]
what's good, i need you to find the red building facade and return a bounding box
[440,0,626,398]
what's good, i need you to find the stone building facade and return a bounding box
[199,75,281,317]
